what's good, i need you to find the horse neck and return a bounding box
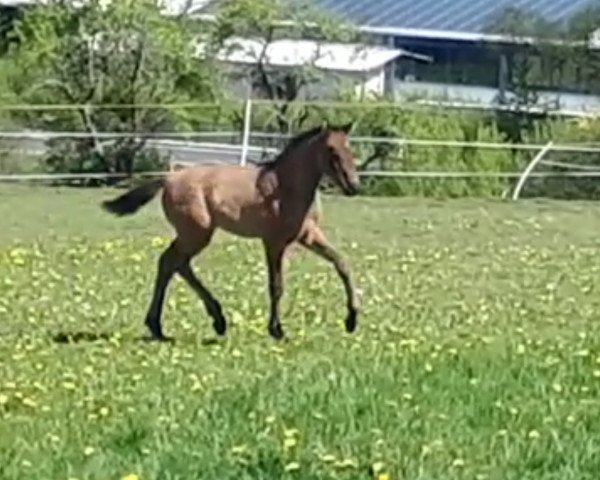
[273,138,323,209]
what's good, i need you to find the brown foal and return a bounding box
[101,122,361,341]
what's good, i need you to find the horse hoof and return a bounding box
[345,309,358,333]
[213,319,227,336]
[269,324,286,341]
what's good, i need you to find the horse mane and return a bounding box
[261,124,325,170]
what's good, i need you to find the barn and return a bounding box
[201,36,431,100]
[197,0,600,112]
[304,0,600,110]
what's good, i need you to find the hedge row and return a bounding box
[2,97,600,199]
[245,102,600,199]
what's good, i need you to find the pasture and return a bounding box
[1,184,600,479]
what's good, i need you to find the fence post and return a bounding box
[511,141,553,200]
[240,97,252,166]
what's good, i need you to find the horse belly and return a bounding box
[216,212,272,238]
[209,196,275,238]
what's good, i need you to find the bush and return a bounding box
[248,101,525,198]
[519,117,600,199]
[43,139,169,186]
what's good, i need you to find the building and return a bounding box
[309,0,600,112]
[197,0,600,113]
[200,36,430,100]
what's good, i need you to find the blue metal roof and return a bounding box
[313,0,597,36]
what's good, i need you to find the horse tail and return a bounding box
[101,177,165,217]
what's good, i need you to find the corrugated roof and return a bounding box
[313,0,597,36]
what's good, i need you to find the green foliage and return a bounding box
[4,0,219,180]
[518,117,600,199]
[207,0,358,134]
[248,100,525,198]
[486,5,600,99]
[2,185,600,479]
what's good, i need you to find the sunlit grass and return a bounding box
[1,185,600,479]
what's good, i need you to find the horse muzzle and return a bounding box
[343,179,360,196]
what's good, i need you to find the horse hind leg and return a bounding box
[144,228,226,340]
[177,232,227,337]
[144,239,184,341]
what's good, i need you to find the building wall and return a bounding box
[373,33,600,112]
[219,63,390,100]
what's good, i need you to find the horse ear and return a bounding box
[340,121,355,134]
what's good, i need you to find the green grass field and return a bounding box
[1,184,600,480]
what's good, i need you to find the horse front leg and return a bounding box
[263,241,287,341]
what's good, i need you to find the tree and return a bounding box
[482,7,572,144]
[565,6,600,96]
[484,6,600,199]
[205,0,357,137]
[5,0,219,181]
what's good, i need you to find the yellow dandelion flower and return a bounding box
[230,445,248,455]
[231,349,242,358]
[121,474,140,480]
[83,446,95,456]
[334,458,358,469]
[151,237,167,248]
[284,462,300,472]
[22,397,37,408]
[378,474,391,480]
[283,437,297,450]
[265,415,276,424]
[320,454,336,463]
[552,383,563,393]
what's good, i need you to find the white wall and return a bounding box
[218,63,389,100]
[395,79,600,113]
[355,69,386,98]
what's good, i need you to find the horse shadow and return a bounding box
[50,330,223,346]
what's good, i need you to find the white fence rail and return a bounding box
[2,99,600,199]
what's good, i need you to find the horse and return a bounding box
[101,121,361,342]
